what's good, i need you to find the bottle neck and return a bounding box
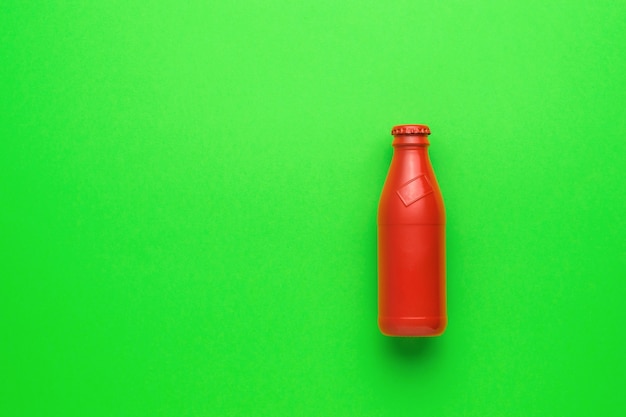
[392,145,430,163]
[390,138,432,178]
[392,134,430,147]
[392,142,430,159]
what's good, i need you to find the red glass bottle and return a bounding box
[378,124,446,337]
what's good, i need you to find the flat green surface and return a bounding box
[2,1,625,416]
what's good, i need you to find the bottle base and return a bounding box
[379,316,447,337]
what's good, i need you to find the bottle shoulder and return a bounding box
[378,173,445,225]
[379,149,445,224]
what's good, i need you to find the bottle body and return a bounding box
[378,125,446,337]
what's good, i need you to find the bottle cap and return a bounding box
[391,124,431,136]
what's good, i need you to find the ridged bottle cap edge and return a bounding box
[391,124,431,135]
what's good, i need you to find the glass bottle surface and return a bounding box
[377,124,446,337]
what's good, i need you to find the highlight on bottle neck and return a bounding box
[391,124,431,146]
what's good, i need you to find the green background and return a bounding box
[2,1,625,416]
